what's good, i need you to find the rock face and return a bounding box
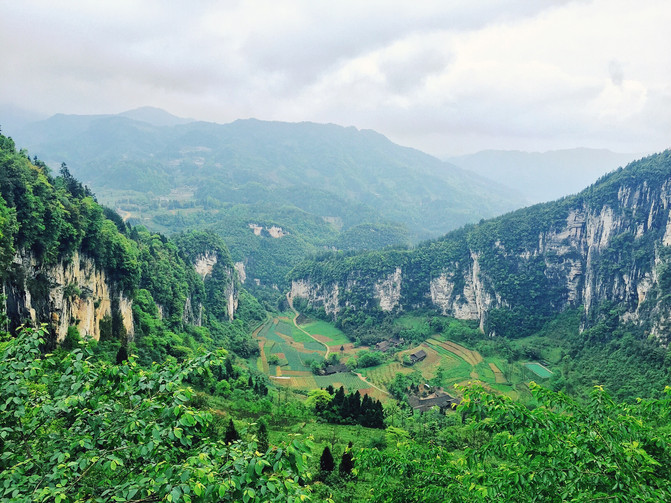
[3,251,134,345]
[193,251,239,321]
[194,252,218,279]
[290,157,671,345]
[374,267,402,312]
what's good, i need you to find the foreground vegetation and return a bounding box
[3,326,670,502]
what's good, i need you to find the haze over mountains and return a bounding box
[449,148,643,204]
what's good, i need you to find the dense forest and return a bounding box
[290,151,671,402]
[1,131,671,501]
[11,113,524,286]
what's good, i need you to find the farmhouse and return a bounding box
[406,349,427,365]
[408,389,460,413]
[322,363,348,375]
[374,336,405,352]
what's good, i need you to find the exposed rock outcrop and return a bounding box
[290,160,671,345]
[3,251,133,345]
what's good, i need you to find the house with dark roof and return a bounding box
[406,349,427,365]
[407,389,460,413]
[375,336,405,352]
[321,363,348,375]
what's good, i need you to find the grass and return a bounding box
[524,362,554,378]
[300,321,351,345]
[314,372,370,391]
[394,314,430,330]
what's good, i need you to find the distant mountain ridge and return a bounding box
[291,150,671,343]
[9,110,526,285]
[12,111,523,240]
[449,148,642,204]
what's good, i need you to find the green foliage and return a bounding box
[319,446,335,473]
[0,326,314,502]
[360,383,671,502]
[355,350,385,368]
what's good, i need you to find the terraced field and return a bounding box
[489,363,507,383]
[427,337,483,365]
[253,316,381,397]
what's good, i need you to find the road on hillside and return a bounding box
[286,292,330,359]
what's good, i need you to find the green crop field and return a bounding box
[301,321,351,345]
[363,362,410,387]
[289,327,315,344]
[302,340,325,351]
[524,362,553,378]
[314,372,370,391]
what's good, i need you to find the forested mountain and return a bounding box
[10,111,524,285]
[290,151,671,399]
[0,132,264,359]
[1,130,671,502]
[449,148,640,203]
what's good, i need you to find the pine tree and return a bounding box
[115,345,129,365]
[225,358,235,379]
[320,446,335,473]
[339,442,354,478]
[257,419,269,453]
[224,418,239,444]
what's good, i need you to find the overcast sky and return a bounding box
[1,0,670,156]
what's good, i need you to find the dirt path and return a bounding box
[286,292,330,359]
[354,372,391,397]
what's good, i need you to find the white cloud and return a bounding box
[1,0,670,155]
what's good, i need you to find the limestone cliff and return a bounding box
[193,251,238,321]
[3,251,134,345]
[290,152,671,344]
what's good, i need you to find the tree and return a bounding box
[257,419,269,453]
[339,442,355,478]
[320,446,335,473]
[360,383,671,502]
[115,344,129,364]
[225,418,240,444]
[0,327,314,502]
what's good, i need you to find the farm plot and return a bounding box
[428,338,483,365]
[315,372,371,391]
[363,362,412,388]
[300,321,351,345]
[489,363,507,383]
[257,322,325,374]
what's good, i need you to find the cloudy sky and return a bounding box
[1,0,670,156]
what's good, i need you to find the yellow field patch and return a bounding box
[310,333,335,344]
[257,340,269,374]
[428,338,483,366]
[281,370,314,377]
[489,363,507,383]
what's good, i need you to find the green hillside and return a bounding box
[12,113,524,285]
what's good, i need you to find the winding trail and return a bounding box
[285,293,392,398]
[354,372,391,397]
[286,292,330,359]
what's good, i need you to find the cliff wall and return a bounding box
[4,251,133,345]
[290,154,671,344]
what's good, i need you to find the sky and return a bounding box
[1,0,670,156]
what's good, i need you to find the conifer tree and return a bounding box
[224,418,239,444]
[115,345,129,365]
[339,442,354,478]
[320,446,335,473]
[257,419,269,453]
[225,358,235,379]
